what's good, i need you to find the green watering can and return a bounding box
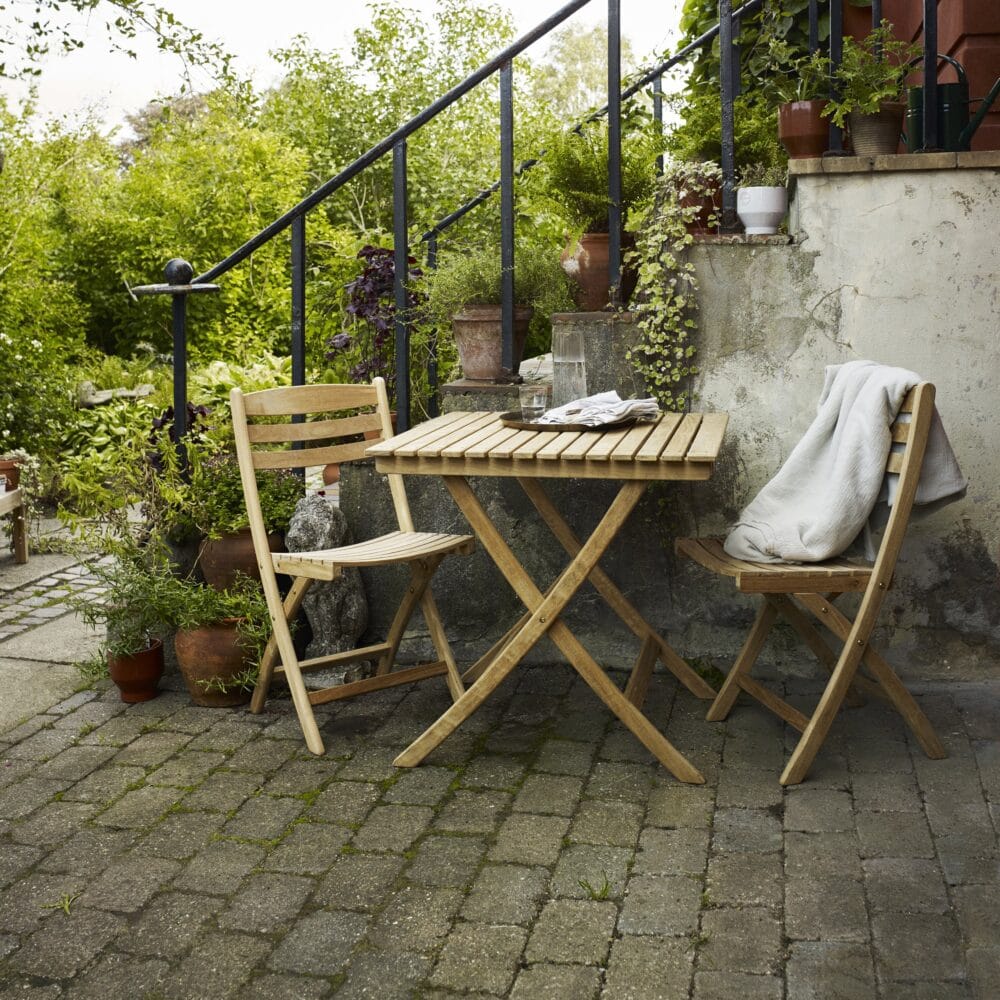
[905,54,1000,151]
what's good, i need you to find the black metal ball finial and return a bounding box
[164,258,194,285]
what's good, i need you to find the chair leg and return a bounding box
[707,601,778,722]
[624,634,659,708]
[781,640,867,785]
[796,593,946,761]
[377,558,440,676]
[11,505,27,564]
[251,577,312,714]
[420,590,465,702]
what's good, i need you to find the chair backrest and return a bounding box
[230,378,415,567]
[868,380,935,593]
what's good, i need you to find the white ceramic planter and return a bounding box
[736,185,788,235]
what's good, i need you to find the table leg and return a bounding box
[394,476,704,783]
[517,477,716,702]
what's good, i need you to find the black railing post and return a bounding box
[828,0,846,153]
[426,232,439,417]
[718,0,738,231]
[169,267,190,465]
[731,11,742,99]
[500,60,515,375]
[921,0,939,151]
[608,0,622,301]
[653,74,664,175]
[871,0,882,31]
[808,0,819,52]
[290,215,306,449]
[393,141,410,431]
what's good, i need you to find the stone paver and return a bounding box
[0,582,997,999]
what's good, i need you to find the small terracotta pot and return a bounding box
[451,305,533,381]
[779,100,830,159]
[199,529,283,591]
[681,177,722,235]
[174,618,254,708]
[0,459,20,492]
[322,463,341,485]
[560,232,638,310]
[108,640,164,703]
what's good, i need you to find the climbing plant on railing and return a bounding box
[625,160,722,411]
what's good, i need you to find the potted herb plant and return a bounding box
[542,118,661,309]
[186,451,302,591]
[426,241,572,381]
[823,22,921,156]
[736,162,788,235]
[71,537,176,703]
[167,574,271,708]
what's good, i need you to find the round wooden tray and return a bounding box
[498,411,640,432]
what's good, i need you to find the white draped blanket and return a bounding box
[724,360,966,564]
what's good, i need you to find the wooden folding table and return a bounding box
[366,408,728,783]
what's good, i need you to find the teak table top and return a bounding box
[366,410,728,480]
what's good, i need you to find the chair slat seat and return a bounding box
[675,537,871,593]
[273,531,474,577]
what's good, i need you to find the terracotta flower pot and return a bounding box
[0,459,20,492]
[107,640,164,703]
[560,232,638,310]
[451,305,533,381]
[174,618,254,708]
[199,529,283,591]
[681,177,722,235]
[779,100,830,159]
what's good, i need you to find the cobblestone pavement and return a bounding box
[0,566,998,998]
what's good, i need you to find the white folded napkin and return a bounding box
[535,390,660,427]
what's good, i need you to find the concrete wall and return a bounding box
[344,154,1000,682]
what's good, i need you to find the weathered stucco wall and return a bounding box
[344,157,1000,683]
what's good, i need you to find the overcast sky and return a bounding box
[5,0,685,132]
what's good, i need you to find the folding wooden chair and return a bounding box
[676,382,946,785]
[230,377,474,755]
[0,487,28,564]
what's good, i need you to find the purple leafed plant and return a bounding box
[326,245,424,404]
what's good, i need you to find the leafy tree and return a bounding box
[1,0,233,81]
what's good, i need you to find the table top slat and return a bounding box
[491,428,543,460]
[662,413,703,460]
[416,412,498,457]
[610,420,662,461]
[580,424,636,460]
[392,410,489,457]
[364,410,470,458]
[555,430,612,462]
[510,429,564,459]
[635,412,684,461]
[687,412,730,461]
[536,430,583,459]
[464,425,522,459]
[439,416,507,458]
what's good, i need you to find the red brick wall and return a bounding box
[881,0,1000,150]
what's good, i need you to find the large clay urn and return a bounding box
[560,232,637,310]
[451,304,533,380]
[779,100,831,159]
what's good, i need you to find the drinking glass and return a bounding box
[519,384,548,421]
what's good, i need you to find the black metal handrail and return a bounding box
[137,0,950,443]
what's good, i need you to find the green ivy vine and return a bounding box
[625,161,721,412]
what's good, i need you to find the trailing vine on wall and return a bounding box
[625,161,721,411]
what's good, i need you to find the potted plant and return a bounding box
[542,118,661,309]
[166,574,271,708]
[823,22,921,156]
[71,538,176,703]
[762,41,832,159]
[736,162,788,235]
[185,451,302,590]
[425,241,572,381]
